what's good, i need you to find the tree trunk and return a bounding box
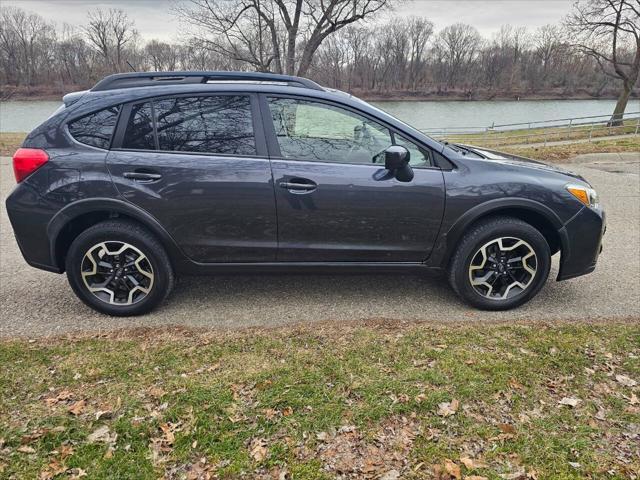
[609,79,632,127]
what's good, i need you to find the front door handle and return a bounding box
[123,171,162,182]
[279,178,317,192]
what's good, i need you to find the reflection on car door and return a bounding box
[264,96,446,262]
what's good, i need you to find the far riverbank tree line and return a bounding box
[0,0,638,120]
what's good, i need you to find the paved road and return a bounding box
[1,153,638,338]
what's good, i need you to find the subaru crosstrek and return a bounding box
[5,71,606,316]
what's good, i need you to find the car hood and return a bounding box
[457,144,587,182]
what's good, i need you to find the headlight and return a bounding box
[566,184,599,209]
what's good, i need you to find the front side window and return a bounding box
[267,97,392,164]
[120,95,256,156]
[394,134,432,167]
[68,106,120,149]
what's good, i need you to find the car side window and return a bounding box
[122,102,155,150]
[394,134,432,167]
[155,96,256,155]
[267,97,392,164]
[68,106,120,150]
[120,95,256,156]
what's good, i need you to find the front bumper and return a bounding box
[557,206,606,281]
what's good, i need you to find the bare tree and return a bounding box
[84,8,137,72]
[434,23,482,89]
[406,17,434,90]
[173,0,389,76]
[566,0,640,125]
[533,25,564,81]
[0,7,56,86]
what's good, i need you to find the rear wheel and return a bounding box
[66,220,174,316]
[448,216,551,310]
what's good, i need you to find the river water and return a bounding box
[0,98,635,133]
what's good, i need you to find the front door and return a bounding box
[263,96,445,262]
[107,93,277,263]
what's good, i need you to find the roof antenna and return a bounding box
[126,60,136,72]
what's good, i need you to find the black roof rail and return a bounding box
[91,71,324,92]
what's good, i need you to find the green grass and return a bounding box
[1,322,638,479]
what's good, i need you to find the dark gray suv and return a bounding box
[6,71,605,316]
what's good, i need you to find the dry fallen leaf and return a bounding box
[282,406,294,416]
[559,397,581,408]
[87,425,115,444]
[380,470,400,480]
[45,390,74,407]
[59,444,74,459]
[616,375,637,387]
[159,423,175,445]
[460,456,488,469]
[147,386,165,398]
[466,476,489,480]
[437,399,460,417]
[443,459,461,479]
[17,445,36,454]
[68,400,86,416]
[249,438,268,462]
[498,423,516,434]
[69,468,87,479]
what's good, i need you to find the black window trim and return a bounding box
[65,104,123,151]
[258,93,441,170]
[111,91,267,159]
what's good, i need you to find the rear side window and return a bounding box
[68,106,120,149]
[121,95,256,156]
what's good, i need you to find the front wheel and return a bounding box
[448,217,551,310]
[65,220,175,316]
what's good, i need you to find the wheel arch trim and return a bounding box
[441,197,568,266]
[47,198,186,271]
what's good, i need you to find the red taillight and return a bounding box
[12,148,49,183]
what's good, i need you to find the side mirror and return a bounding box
[384,145,413,182]
[385,145,409,170]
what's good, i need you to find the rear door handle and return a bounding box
[123,171,162,182]
[279,182,316,191]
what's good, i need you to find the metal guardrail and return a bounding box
[419,111,640,147]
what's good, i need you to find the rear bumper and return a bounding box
[6,183,61,273]
[557,206,606,281]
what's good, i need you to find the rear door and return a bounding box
[262,95,445,262]
[107,93,277,263]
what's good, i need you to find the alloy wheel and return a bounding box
[468,236,537,300]
[81,241,154,305]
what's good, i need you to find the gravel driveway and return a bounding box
[1,153,638,338]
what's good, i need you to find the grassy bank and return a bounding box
[502,136,640,161]
[1,321,638,479]
[441,121,639,148]
[0,132,25,157]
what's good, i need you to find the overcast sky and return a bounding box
[4,0,576,40]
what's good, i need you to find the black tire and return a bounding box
[447,216,551,311]
[65,219,175,316]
